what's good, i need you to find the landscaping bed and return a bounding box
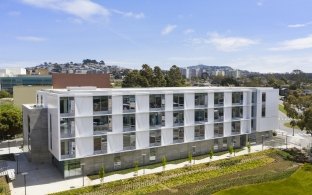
[0,176,10,195]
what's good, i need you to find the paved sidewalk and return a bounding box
[6,144,277,195]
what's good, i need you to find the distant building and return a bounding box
[27,68,49,75]
[212,70,225,77]
[0,68,26,77]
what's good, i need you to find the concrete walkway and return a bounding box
[5,144,283,195]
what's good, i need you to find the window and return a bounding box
[123,132,136,150]
[194,125,205,140]
[251,119,256,131]
[214,123,223,137]
[114,154,121,169]
[232,107,243,119]
[149,148,156,161]
[60,118,75,138]
[93,96,111,113]
[195,109,208,123]
[173,111,184,126]
[214,93,224,106]
[231,121,240,135]
[222,138,227,150]
[60,97,74,115]
[149,130,161,146]
[251,106,256,117]
[123,95,135,112]
[94,135,107,154]
[262,104,266,117]
[123,114,135,131]
[232,92,243,105]
[173,127,184,143]
[195,93,207,107]
[93,116,112,134]
[262,93,266,102]
[214,108,224,122]
[150,112,165,128]
[252,92,257,103]
[61,139,75,159]
[173,94,184,109]
[150,94,165,110]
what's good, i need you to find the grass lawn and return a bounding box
[215,163,312,195]
[279,104,287,114]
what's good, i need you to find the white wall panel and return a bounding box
[162,128,173,145]
[112,95,122,115]
[136,113,149,131]
[136,94,149,112]
[224,122,231,137]
[165,111,173,128]
[224,92,232,107]
[75,96,92,116]
[224,107,231,122]
[208,93,214,108]
[241,120,250,134]
[136,131,149,149]
[184,126,194,142]
[184,110,194,126]
[243,106,248,119]
[107,134,123,153]
[208,108,214,123]
[112,115,123,133]
[243,91,248,106]
[76,117,93,137]
[185,93,194,109]
[165,93,173,111]
[76,137,93,157]
[205,124,214,139]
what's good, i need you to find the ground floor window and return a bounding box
[64,159,81,178]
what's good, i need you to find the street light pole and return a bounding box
[21,172,28,195]
[261,135,264,151]
[15,154,20,174]
[142,154,146,175]
[7,134,11,154]
[81,163,85,187]
[192,146,196,164]
[233,141,236,156]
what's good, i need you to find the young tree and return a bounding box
[209,148,214,161]
[99,165,105,183]
[228,146,234,156]
[247,142,251,154]
[162,156,167,172]
[0,104,22,139]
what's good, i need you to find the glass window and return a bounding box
[173,111,184,126]
[194,125,205,140]
[123,95,135,112]
[231,121,241,135]
[251,106,256,117]
[173,127,184,143]
[150,94,165,110]
[93,96,111,113]
[60,97,75,115]
[214,108,224,122]
[123,114,135,131]
[232,92,243,105]
[149,148,156,161]
[61,139,75,159]
[214,123,224,137]
[173,94,184,109]
[195,93,207,107]
[150,112,165,128]
[262,93,266,102]
[93,116,112,134]
[262,104,266,117]
[123,132,136,150]
[214,93,224,106]
[60,118,75,138]
[149,130,161,146]
[94,135,107,154]
[195,109,208,123]
[252,92,257,103]
[232,107,243,119]
[251,119,256,131]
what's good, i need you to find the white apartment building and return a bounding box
[23,87,278,178]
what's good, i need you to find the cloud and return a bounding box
[190,33,258,52]
[287,21,312,28]
[21,0,110,21]
[111,9,145,19]
[161,24,177,35]
[183,28,195,35]
[16,36,46,42]
[270,35,312,51]
[257,2,263,6]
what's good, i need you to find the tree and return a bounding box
[0,104,22,139]
[228,146,234,156]
[0,91,11,99]
[122,70,149,87]
[162,156,167,171]
[209,148,214,161]
[140,64,153,86]
[166,65,186,87]
[247,142,251,153]
[99,165,105,183]
[152,66,166,87]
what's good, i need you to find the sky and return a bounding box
[1,0,312,73]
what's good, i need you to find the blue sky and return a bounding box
[1,0,312,73]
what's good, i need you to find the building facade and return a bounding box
[23,87,278,178]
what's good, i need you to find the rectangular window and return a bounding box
[232,107,243,119]
[60,118,75,138]
[93,115,112,134]
[149,148,156,161]
[149,130,161,146]
[123,114,135,132]
[114,154,121,169]
[93,96,111,113]
[214,108,224,122]
[194,125,205,140]
[150,94,165,110]
[173,111,184,126]
[123,132,136,150]
[123,95,136,112]
[173,127,184,143]
[61,139,75,159]
[150,112,165,128]
[94,135,107,154]
[60,97,75,115]
[252,92,257,103]
[251,106,256,117]
[262,104,266,117]
[232,92,243,105]
[173,94,184,109]
[251,119,256,131]
[195,109,208,123]
[231,121,241,135]
[195,93,207,107]
[262,93,266,102]
[214,93,224,106]
[214,123,224,137]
